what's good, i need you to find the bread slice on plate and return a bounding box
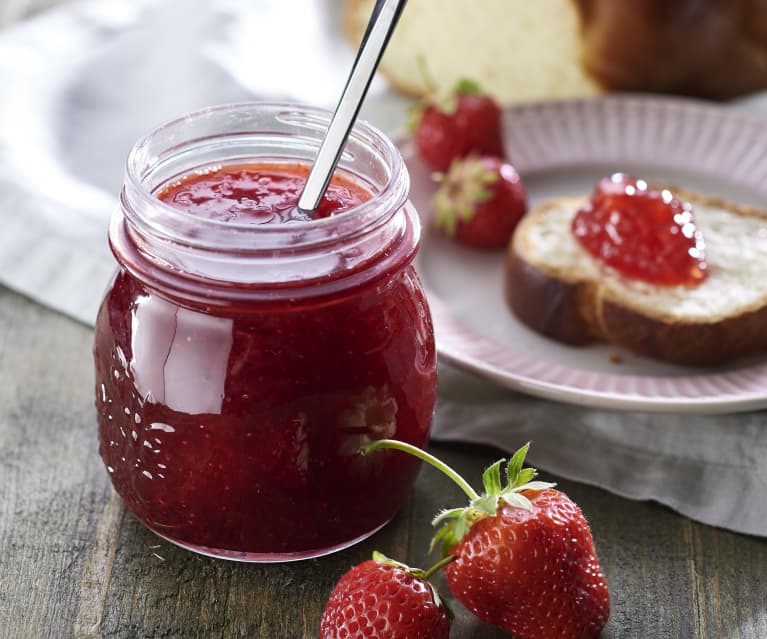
[505,190,767,366]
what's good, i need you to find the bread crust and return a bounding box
[599,298,767,366]
[505,249,599,346]
[575,0,767,100]
[505,192,767,366]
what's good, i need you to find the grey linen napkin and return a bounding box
[433,364,767,537]
[1,0,766,537]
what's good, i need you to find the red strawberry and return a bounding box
[432,155,527,249]
[362,441,610,639]
[412,78,505,171]
[320,552,452,639]
[442,491,609,639]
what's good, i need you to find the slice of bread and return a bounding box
[505,191,767,365]
[344,0,767,104]
[343,0,600,104]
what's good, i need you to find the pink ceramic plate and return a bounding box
[404,95,767,413]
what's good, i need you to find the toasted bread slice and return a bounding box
[505,191,767,365]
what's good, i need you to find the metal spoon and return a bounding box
[296,0,407,215]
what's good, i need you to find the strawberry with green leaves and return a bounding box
[432,154,527,249]
[362,441,610,639]
[320,551,453,639]
[411,78,505,172]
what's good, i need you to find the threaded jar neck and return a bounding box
[110,102,419,306]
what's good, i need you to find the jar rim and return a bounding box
[123,101,410,251]
[112,101,420,302]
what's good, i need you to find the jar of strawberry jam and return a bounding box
[94,103,437,561]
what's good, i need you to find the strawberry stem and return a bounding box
[422,554,457,580]
[361,439,480,501]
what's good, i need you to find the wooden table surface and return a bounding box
[1,283,766,639]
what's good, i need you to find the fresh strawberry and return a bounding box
[432,155,527,249]
[412,78,505,171]
[362,441,610,639]
[441,489,609,639]
[320,552,452,639]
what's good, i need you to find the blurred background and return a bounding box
[0,0,766,323]
[0,0,60,25]
[0,0,402,322]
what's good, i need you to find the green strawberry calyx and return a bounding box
[371,550,455,615]
[407,64,486,133]
[432,156,498,236]
[361,441,555,556]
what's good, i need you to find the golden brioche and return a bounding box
[344,0,767,103]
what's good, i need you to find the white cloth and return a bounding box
[1,0,766,536]
[0,0,410,324]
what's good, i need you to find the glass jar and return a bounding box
[93,102,437,562]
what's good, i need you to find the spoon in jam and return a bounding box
[296,0,407,215]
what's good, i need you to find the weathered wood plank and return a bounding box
[97,499,412,638]
[1,284,766,638]
[691,523,767,638]
[0,286,110,639]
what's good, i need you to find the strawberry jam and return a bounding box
[94,103,436,561]
[158,162,369,223]
[572,173,708,286]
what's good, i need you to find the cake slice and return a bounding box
[505,191,767,365]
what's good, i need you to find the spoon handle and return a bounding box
[297,0,407,213]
